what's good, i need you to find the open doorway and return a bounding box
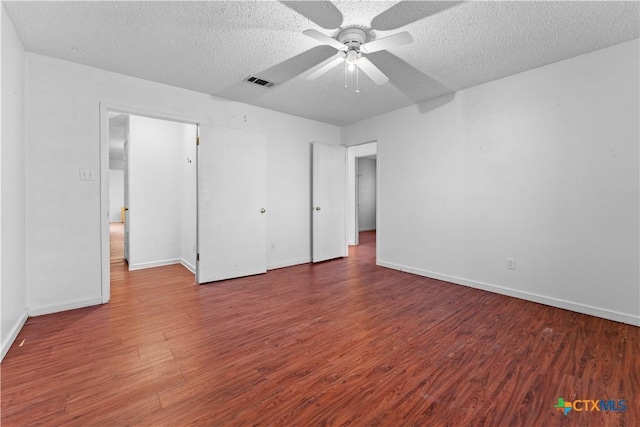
[356,155,377,246]
[346,141,378,259]
[107,113,128,272]
[105,110,198,298]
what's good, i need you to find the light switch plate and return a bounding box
[79,168,95,181]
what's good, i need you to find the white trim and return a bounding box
[100,103,202,126]
[180,258,196,274]
[378,260,640,327]
[100,103,110,303]
[354,157,359,245]
[375,140,381,266]
[128,258,181,271]
[28,297,103,317]
[267,258,312,271]
[1,310,29,361]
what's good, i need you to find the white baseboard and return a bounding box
[28,297,103,317]
[1,309,29,362]
[129,258,181,271]
[358,227,376,232]
[267,258,311,270]
[378,260,640,327]
[180,258,196,273]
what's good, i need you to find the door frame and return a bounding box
[122,115,130,263]
[346,141,378,251]
[99,102,202,303]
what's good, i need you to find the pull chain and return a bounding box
[356,63,360,94]
[344,60,348,90]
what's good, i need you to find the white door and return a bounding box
[197,126,267,283]
[354,158,360,246]
[123,116,130,262]
[312,142,347,262]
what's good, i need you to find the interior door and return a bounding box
[312,141,347,262]
[123,115,130,262]
[354,158,360,246]
[197,126,267,283]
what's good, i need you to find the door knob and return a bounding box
[315,206,321,211]
[260,208,266,213]
[124,207,129,211]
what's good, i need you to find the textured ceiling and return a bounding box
[4,1,639,126]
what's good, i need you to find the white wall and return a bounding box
[180,124,197,273]
[25,53,340,315]
[342,39,640,326]
[358,158,376,231]
[128,115,185,270]
[1,6,28,360]
[108,169,124,223]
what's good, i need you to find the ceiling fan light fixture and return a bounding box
[344,50,360,92]
[345,50,359,65]
[303,24,401,88]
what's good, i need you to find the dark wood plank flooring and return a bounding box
[1,226,638,426]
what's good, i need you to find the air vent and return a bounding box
[245,76,275,88]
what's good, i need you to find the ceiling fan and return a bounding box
[302,27,413,86]
[222,1,462,100]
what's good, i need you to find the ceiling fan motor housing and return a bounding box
[338,28,367,50]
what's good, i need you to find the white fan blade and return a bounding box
[358,57,389,85]
[306,53,346,80]
[360,31,413,54]
[303,29,347,51]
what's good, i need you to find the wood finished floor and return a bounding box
[2,225,638,426]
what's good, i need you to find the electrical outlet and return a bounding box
[507,257,516,270]
[79,168,95,181]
